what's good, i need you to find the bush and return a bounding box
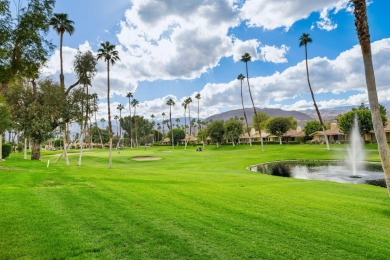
[2,143,12,159]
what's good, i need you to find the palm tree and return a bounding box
[116,104,125,152]
[97,41,120,168]
[151,114,155,143]
[238,74,252,146]
[182,101,188,134]
[299,33,330,151]
[185,97,193,135]
[50,13,75,89]
[175,118,180,128]
[241,53,264,151]
[131,99,139,147]
[195,93,201,131]
[50,13,75,166]
[352,0,390,194]
[114,115,119,138]
[100,118,106,129]
[157,123,161,142]
[166,98,175,149]
[126,92,133,147]
[162,112,166,136]
[117,104,124,138]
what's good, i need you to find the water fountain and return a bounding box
[346,115,365,178]
[249,114,385,185]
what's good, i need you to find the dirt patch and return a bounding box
[132,156,161,161]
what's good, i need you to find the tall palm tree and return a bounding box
[162,112,166,136]
[241,52,264,151]
[50,13,75,165]
[182,101,188,134]
[157,123,161,142]
[166,98,175,149]
[97,41,120,168]
[299,33,330,151]
[100,118,106,129]
[131,99,139,147]
[117,104,124,138]
[195,93,201,131]
[114,115,119,138]
[116,104,125,152]
[151,114,155,143]
[352,0,390,193]
[126,92,133,147]
[185,97,193,135]
[238,74,252,146]
[50,13,75,89]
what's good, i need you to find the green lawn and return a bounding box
[1,144,390,259]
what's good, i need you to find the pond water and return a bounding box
[248,160,384,185]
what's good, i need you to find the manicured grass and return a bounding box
[1,144,390,259]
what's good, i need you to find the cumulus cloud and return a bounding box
[198,39,390,112]
[240,0,349,30]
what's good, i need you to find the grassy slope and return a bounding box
[0,144,390,259]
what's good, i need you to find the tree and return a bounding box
[185,97,193,135]
[97,41,120,168]
[117,104,124,138]
[266,117,296,145]
[114,115,119,138]
[131,99,139,146]
[126,92,133,147]
[73,50,97,165]
[224,118,244,146]
[0,95,11,160]
[167,128,185,146]
[195,93,201,131]
[182,101,188,134]
[151,114,155,143]
[6,79,66,160]
[303,120,323,137]
[338,104,387,137]
[50,13,75,89]
[237,74,252,146]
[206,120,225,148]
[162,112,166,136]
[352,0,390,194]
[100,118,106,129]
[241,53,265,151]
[166,98,175,149]
[299,33,330,150]
[0,0,55,93]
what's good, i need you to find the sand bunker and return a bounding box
[132,156,161,161]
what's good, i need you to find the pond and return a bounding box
[248,160,385,185]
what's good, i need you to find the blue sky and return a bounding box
[41,0,390,121]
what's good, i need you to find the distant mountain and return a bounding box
[205,108,314,127]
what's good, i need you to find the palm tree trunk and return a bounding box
[107,61,113,168]
[241,81,252,146]
[304,45,330,150]
[353,0,390,194]
[170,107,174,149]
[60,32,64,88]
[245,62,264,151]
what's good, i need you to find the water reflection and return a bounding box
[249,160,384,184]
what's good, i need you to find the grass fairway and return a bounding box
[1,144,390,259]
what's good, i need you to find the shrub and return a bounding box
[2,143,12,159]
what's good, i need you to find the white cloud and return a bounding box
[240,0,349,31]
[316,9,338,31]
[198,38,390,113]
